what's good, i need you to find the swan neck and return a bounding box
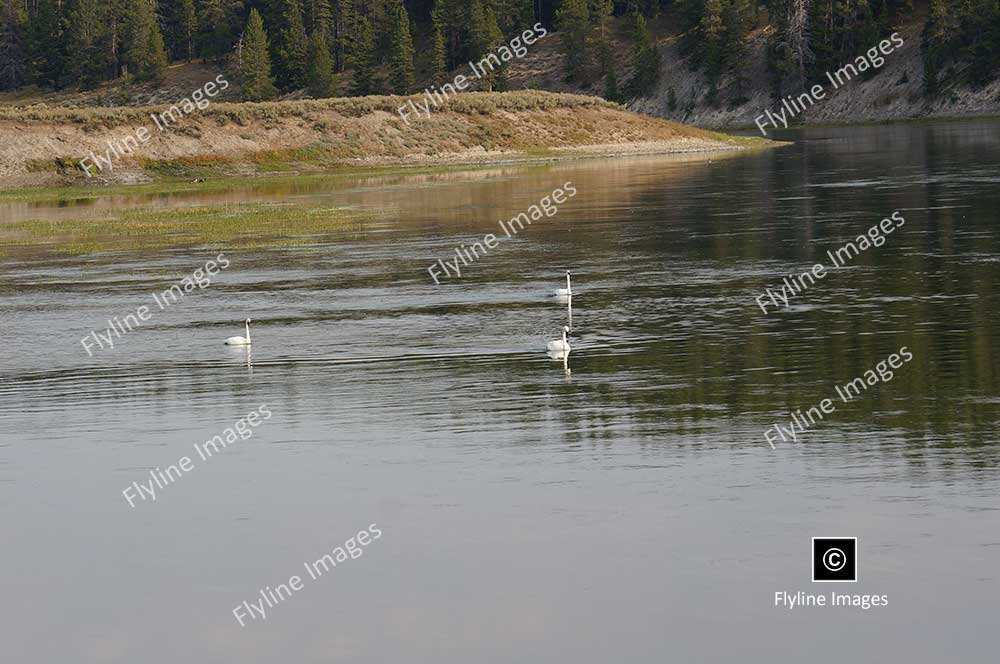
[245,321,250,342]
[566,274,571,293]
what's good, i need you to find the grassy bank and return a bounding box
[0,90,777,189]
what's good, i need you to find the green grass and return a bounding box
[0,165,446,204]
[1,201,370,257]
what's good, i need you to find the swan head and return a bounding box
[245,318,252,324]
[563,325,570,333]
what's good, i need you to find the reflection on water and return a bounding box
[1,120,998,663]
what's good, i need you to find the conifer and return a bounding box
[307,0,334,39]
[332,0,357,71]
[197,0,226,59]
[430,18,447,80]
[306,29,336,97]
[275,0,309,90]
[557,0,591,81]
[241,8,278,101]
[0,0,26,91]
[26,0,62,86]
[65,0,112,88]
[387,0,414,94]
[123,0,167,82]
[349,14,377,96]
[162,0,197,62]
[627,12,660,97]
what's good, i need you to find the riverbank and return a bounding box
[0,148,758,259]
[627,9,1000,131]
[0,90,775,190]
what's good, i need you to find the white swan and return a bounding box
[554,271,572,298]
[225,318,252,346]
[546,326,571,353]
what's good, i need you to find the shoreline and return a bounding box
[0,90,778,193]
[5,107,999,197]
[0,138,780,198]
[717,111,1000,135]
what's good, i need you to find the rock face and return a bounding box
[630,18,1000,130]
[499,15,1000,131]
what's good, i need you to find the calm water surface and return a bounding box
[2,120,999,663]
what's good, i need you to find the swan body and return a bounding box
[546,326,571,353]
[225,318,252,346]
[554,271,572,298]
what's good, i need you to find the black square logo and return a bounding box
[812,537,857,582]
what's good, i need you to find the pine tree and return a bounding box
[64,0,112,88]
[332,0,357,71]
[306,29,336,97]
[241,8,277,101]
[143,15,169,82]
[500,0,534,32]
[629,0,660,17]
[485,3,505,88]
[170,0,197,61]
[27,0,63,87]
[604,66,621,102]
[784,0,811,88]
[197,0,243,60]
[963,0,999,86]
[832,0,859,60]
[0,0,26,91]
[222,0,246,54]
[590,0,615,81]
[922,0,952,96]
[349,13,377,95]
[676,0,705,56]
[808,0,835,81]
[430,0,445,65]
[589,0,614,30]
[627,11,659,97]
[430,18,447,80]
[197,0,229,59]
[387,0,414,94]
[433,0,464,70]
[858,0,881,79]
[307,0,334,39]
[122,0,167,82]
[275,0,309,90]
[557,0,591,81]
[700,0,724,81]
[722,0,752,101]
[467,1,503,90]
[468,0,489,57]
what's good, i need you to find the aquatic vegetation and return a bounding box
[1,201,369,257]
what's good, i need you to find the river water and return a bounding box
[1,120,998,663]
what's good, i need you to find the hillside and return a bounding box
[497,6,1000,130]
[4,2,995,189]
[0,91,769,189]
[626,7,1000,129]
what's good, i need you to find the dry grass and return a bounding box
[0,90,778,188]
[0,91,618,129]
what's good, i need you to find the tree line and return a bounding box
[0,1,996,104]
[673,0,1000,103]
[0,1,505,98]
[0,0,661,101]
